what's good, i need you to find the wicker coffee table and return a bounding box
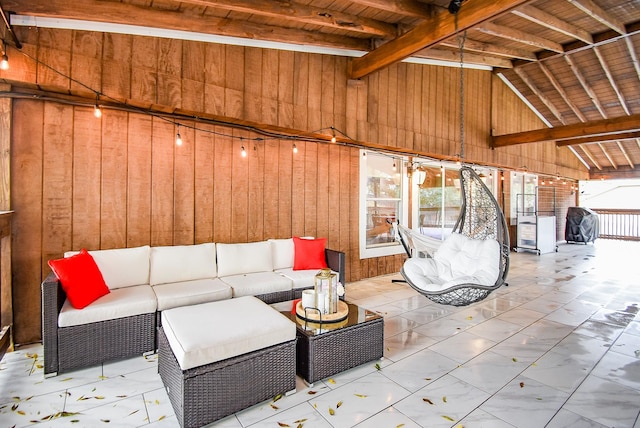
[276,300,384,385]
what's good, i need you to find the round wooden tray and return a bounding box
[296,300,349,323]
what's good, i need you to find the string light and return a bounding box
[241,145,247,157]
[93,93,102,118]
[175,124,182,146]
[392,160,397,171]
[0,41,8,71]
[292,144,298,154]
[330,126,337,143]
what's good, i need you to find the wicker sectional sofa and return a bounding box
[42,238,345,376]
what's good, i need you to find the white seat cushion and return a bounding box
[150,243,216,285]
[58,284,157,327]
[65,246,150,290]
[161,296,296,370]
[216,241,273,277]
[276,268,339,290]
[402,234,501,293]
[220,272,292,297]
[152,278,232,311]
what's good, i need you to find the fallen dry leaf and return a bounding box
[422,398,434,405]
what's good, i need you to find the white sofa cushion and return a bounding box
[150,243,216,285]
[152,278,232,311]
[220,272,292,297]
[268,238,294,270]
[58,284,157,327]
[65,246,151,290]
[216,241,273,277]
[161,296,296,370]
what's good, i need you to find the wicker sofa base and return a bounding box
[158,327,296,428]
[297,316,384,384]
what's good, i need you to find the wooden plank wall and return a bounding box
[7,27,586,344]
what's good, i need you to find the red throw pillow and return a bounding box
[48,249,110,309]
[293,237,328,270]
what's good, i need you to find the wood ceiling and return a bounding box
[3,0,640,179]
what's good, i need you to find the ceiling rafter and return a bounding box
[475,22,564,53]
[556,131,640,146]
[537,62,600,169]
[346,0,434,19]
[565,54,607,117]
[617,141,635,168]
[514,67,566,123]
[593,46,631,115]
[512,4,593,44]
[415,47,513,68]
[348,0,529,79]
[492,113,640,147]
[1,0,370,51]
[177,0,398,38]
[566,0,626,35]
[440,38,537,61]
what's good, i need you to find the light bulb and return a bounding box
[176,133,182,146]
[241,146,247,157]
[94,105,102,118]
[331,136,337,143]
[392,161,396,171]
[0,54,8,71]
[293,144,298,154]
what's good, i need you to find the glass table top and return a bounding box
[273,300,383,337]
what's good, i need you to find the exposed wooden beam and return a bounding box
[567,0,626,35]
[512,4,593,44]
[594,46,631,115]
[440,38,537,61]
[346,0,433,19]
[3,0,369,51]
[475,22,564,53]
[178,0,398,38]
[492,113,640,147]
[556,130,640,146]
[348,0,529,79]
[414,47,513,68]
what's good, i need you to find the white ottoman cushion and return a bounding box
[152,278,232,311]
[161,296,296,370]
[58,284,157,327]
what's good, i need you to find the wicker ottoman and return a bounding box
[158,296,297,428]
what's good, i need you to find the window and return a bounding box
[412,162,498,239]
[360,151,408,258]
[510,172,538,224]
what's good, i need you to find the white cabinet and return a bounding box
[516,214,556,254]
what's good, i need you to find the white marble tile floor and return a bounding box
[1,239,639,427]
